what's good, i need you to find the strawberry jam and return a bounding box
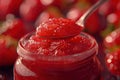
[14,18,102,80]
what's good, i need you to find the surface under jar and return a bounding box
[14,32,102,80]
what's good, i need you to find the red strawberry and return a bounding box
[105,49,120,76]
[104,28,120,50]
[36,18,83,38]
[85,11,107,34]
[0,35,18,66]
[99,1,114,16]
[0,15,27,40]
[100,9,120,38]
[0,0,23,20]
[104,28,120,76]
[20,0,45,22]
[110,0,120,11]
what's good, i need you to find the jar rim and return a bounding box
[17,32,98,62]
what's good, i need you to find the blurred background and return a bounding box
[0,0,120,80]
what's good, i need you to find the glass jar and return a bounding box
[14,32,102,80]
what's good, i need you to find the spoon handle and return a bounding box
[76,0,108,27]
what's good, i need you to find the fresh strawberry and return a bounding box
[36,18,83,38]
[99,1,114,16]
[104,28,120,50]
[0,15,27,40]
[105,49,120,76]
[105,9,120,29]
[0,35,18,66]
[110,0,120,11]
[104,28,120,76]
[100,8,120,38]
[85,11,107,34]
[0,0,23,20]
[20,0,45,22]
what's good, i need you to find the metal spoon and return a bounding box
[76,0,108,28]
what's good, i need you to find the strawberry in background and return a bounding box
[104,28,120,76]
[85,11,107,35]
[0,0,23,20]
[1,15,27,40]
[0,15,27,66]
[100,3,120,38]
[104,28,120,52]
[106,10,120,29]
[0,35,18,66]
[98,1,114,17]
[110,0,120,11]
[20,0,45,22]
[19,0,76,23]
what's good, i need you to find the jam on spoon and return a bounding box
[35,0,108,39]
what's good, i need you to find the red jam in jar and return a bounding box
[14,18,102,80]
